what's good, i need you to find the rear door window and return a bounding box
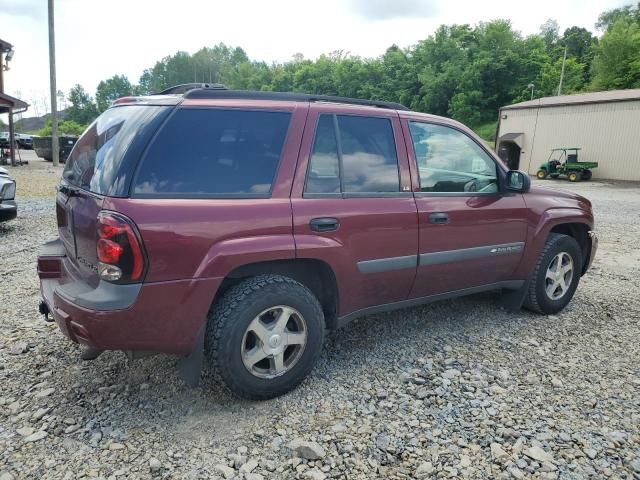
[132,108,291,197]
[305,114,400,195]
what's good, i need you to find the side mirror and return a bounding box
[506,170,531,193]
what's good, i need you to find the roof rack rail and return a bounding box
[157,83,227,95]
[180,88,409,111]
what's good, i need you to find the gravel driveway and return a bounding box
[1,157,639,479]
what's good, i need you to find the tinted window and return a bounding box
[304,114,399,194]
[133,109,291,197]
[409,122,498,193]
[306,115,340,194]
[63,105,169,195]
[340,116,399,192]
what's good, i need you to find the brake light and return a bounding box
[96,211,146,282]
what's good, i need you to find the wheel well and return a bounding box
[550,223,590,274]
[214,259,339,329]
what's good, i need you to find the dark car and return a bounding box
[16,134,33,150]
[37,85,597,399]
[0,166,17,222]
[33,135,78,162]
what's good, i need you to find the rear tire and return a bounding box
[568,171,579,182]
[524,233,582,315]
[536,169,548,179]
[581,170,592,180]
[204,274,325,400]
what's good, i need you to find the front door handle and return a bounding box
[310,217,340,232]
[428,212,449,225]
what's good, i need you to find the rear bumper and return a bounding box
[38,239,222,355]
[0,201,17,222]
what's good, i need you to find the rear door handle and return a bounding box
[310,217,340,232]
[428,212,449,225]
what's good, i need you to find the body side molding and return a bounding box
[357,255,418,274]
[419,242,525,266]
[336,280,525,328]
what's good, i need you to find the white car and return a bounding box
[0,167,17,222]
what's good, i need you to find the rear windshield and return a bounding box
[132,108,291,198]
[63,105,170,196]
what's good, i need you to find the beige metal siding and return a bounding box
[496,108,538,172]
[499,100,640,181]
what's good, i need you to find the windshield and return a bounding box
[63,105,170,196]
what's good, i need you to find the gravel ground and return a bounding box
[1,154,639,480]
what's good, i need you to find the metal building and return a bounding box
[495,89,640,181]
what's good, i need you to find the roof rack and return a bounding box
[181,88,409,111]
[157,83,227,95]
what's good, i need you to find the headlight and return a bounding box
[1,181,16,200]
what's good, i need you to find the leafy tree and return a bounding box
[596,3,640,31]
[66,85,98,125]
[96,75,133,112]
[591,19,640,89]
[38,119,87,136]
[560,27,597,83]
[540,19,561,52]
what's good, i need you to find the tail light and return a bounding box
[96,211,146,283]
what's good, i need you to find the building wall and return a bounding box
[498,100,640,181]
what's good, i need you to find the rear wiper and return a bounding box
[58,184,81,197]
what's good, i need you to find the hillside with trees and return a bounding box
[56,3,639,140]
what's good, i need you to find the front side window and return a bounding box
[305,114,400,194]
[133,108,291,197]
[409,122,498,193]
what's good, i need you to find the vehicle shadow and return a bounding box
[56,289,542,442]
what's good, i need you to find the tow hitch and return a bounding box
[38,301,53,322]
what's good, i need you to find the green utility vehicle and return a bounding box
[536,148,598,182]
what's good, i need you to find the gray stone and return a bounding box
[213,464,235,479]
[23,430,47,442]
[288,438,326,460]
[16,426,35,437]
[303,470,326,480]
[525,446,554,463]
[34,388,55,398]
[415,461,434,478]
[149,457,162,473]
[491,442,510,462]
[9,342,29,355]
[239,458,258,474]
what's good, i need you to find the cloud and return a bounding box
[0,0,44,19]
[348,0,441,20]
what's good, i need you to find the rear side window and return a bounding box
[305,114,399,195]
[63,105,170,196]
[133,108,291,197]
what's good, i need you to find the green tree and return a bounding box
[560,27,597,83]
[66,84,98,125]
[38,119,86,136]
[95,74,133,112]
[596,3,640,31]
[591,19,640,89]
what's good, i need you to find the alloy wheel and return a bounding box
[241,306,307,379]
[544,252,574,300]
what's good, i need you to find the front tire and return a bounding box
[524,233,582,315]
[204,274,325,400]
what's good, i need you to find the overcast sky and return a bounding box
[0,0,627,117]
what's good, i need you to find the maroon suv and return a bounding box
[38,85,597,399]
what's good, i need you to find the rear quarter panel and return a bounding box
[105,102,308,283]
